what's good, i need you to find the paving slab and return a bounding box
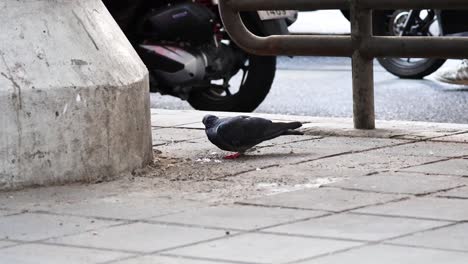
[0,240,16,248]
[150,109,468,141]
[151,109,299,129]
[240,187,406,212]
[354,197,468,221]
[0,210,16,217]
[0,212,120,241]
[219,164,361,197]
[168,233,361,264]
[302,119,468,140]
[0,185,204,220]
[152,140,313,181]
[326,172,468,194]
[389,223,468,252]
[360,141,468,158]
[303,244,468,264]
[433,132,468,143]
[436,186,468,199]
[48,195,204,220]
[263,212,449,241]
[152,128,205,146]
[302,153,442,177]
[0,243,129,264]
[401,158,468,176]
[151,110,204,127]
[48,222,227,253]
[152,136,405,181]
[152,205,325,230]
[112,255,233,264]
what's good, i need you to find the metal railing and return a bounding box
[219,0,468,129]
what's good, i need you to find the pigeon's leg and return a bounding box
[223,152,242,159]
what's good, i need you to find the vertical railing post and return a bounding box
[351,2,375,129]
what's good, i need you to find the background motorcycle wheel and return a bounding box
[373,10,446,79]
[376,57,446,79]
[187,55,276,112]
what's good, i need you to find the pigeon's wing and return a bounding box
[217,116,287,148]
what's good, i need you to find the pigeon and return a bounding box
[202,114,303,159]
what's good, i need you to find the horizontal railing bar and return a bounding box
[366,37,468,59]
[227,0,348,11]
[226,0,468,11]
[221,1,468,58]
[359,0,468,10]
[219,2,352,56]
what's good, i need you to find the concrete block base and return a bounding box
[0,0,152,189]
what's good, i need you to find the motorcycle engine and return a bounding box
[137,2,241,98]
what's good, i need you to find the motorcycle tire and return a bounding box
[373,10,446,79]
[377,57,446,79]
[187,55,276,112]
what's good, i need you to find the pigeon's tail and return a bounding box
[277,121,303,136]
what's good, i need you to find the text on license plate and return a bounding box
[258,10,297,20]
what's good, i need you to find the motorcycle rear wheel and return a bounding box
[374,10,446,79]
[187,55,276,112]
[377,57,446,79]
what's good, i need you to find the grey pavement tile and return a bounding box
[367,141,468,158]
[0,183,204,220]
[326,172,468,195]
[0,182,140,211]
[389,223,468,252]
[151,112,202,127]
[153,136,404,181]
[433,132,468,143]
[0,243,129,264]
[49,222,227,253]
[240,187,406,212]
[304,120,468,140]
[112,255,232,264]
[264,212,449,241]
[152,138,324,181]
[279,136,403,157]
[303,244,468,264]
[152,205,325,230]
[47,194,203,220]
[0,210,15,217]
[436,186,468,199]
[301,151,442,176]
[168,233,361,264]
[401,158,468,177]
[228,164,369,197]
[0,212,120,241]
[158,135,401,161]
[176,122,205,129]
[354,197,468,221]
[0,240,16,248]
[152,128,205,146]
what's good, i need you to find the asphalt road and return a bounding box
[150,56,468,124]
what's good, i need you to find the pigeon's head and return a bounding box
[202,114,219,129]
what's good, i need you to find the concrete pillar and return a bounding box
[0,0,152,189]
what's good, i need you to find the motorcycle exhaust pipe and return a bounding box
[138,44,207,86]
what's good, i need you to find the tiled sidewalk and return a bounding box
[0,109,467,263]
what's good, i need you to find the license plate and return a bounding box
[258,10,297,20]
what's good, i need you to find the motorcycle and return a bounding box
[372,10,468,79]
[104,0,297,112]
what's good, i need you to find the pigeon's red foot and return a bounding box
[223,153,242,159]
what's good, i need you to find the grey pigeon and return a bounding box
[202,114,303,159]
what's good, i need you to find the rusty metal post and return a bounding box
[351,3,375,129]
